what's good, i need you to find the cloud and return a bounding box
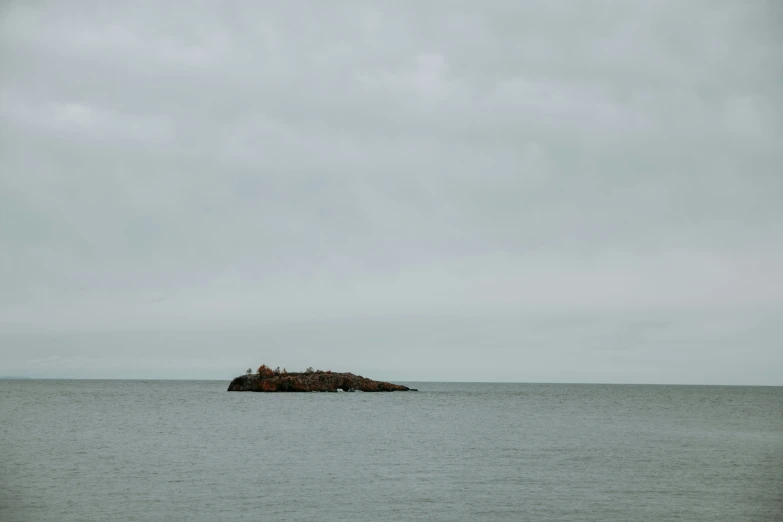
[1,0,781,382]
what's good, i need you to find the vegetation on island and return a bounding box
[255,364,337,378]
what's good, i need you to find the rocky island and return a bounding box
[228,365,417,392]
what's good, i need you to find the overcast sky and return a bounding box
[1,1,781,383]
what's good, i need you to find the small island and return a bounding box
[227,364,417,392]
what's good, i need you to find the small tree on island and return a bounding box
[257,364,275,378]
[246,368,252,375]
[305,367,315,374]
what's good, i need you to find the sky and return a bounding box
[0,1,781,384]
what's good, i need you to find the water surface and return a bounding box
[1,380,781,521]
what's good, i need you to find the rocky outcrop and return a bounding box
[227,371,416,392]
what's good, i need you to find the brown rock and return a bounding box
[227,371,416,392]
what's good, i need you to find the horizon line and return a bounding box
[1,377,781,387]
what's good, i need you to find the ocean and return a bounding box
[1,380,781,521]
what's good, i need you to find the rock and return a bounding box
[227,371,417,392]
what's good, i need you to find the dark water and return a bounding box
[1,380,781,521]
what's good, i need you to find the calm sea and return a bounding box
[1,380,781,521]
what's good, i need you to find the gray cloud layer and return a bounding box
[1,1,781,383]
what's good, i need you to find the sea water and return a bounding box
[1,380,781,521]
